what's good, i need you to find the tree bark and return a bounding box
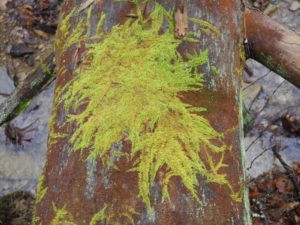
[35,0,250,224]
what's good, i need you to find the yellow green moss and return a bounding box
[51,204,76,225]
[32,215,42,225]
[4,99,31,124]
[90,204,138,225]
[48,204,137,225]
[57,1,237,215]
[36,174,48,204]
[47,106,61,147]
[89,206,107,225]
[189,17,221,40]
[39,59,54,76]
[86,6,93,36]
[55,8,87,55]
[55,8,74,51]
[211,65,223,77]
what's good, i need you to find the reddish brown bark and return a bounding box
[35,0,249,224]
[244,10,300,88]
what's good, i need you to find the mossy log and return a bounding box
[34,0,249,224]
[244,10,300,88]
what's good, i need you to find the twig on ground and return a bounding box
[0,52,55,126]
[272,144,300,200]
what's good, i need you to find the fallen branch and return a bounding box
[244,10,300,89]
[0,52,55,126]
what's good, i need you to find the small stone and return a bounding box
[253,2,260,8]
[243,82,262,111]
[10,27,30,40]
[8,43,35,58]
[270,125,278,131]
[260,119,269,129]
[289,1,300,11]
[0,67,15,95]
[25,54,35,67]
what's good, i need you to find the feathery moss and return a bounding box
[50,204,76,225]
[36,174,48,204]
[58,2,236,215]
[90,204,138,225]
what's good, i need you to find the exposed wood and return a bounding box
[35,0,250,224]
[174,0,188,38]
[0,52,55,126]
[244,10,300,88]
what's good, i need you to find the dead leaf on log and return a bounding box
[34,29,49,40]
[275,175,294,193]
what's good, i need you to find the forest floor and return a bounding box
[244,0,300,224]
[0,0,299,224]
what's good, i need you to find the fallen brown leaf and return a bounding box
[275,175,294,193]
[280,202,300,214]
[252,218,266,225]
[34,29,49,40]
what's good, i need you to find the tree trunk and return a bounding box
[34,0,250,224]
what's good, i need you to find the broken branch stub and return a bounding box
[244,10,300,88]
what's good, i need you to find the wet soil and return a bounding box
[0,0,60,224]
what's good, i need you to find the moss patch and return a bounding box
[50,204,76,225]
[90,204,138,225]
[57,1,237,215]
[36,174,48,204]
